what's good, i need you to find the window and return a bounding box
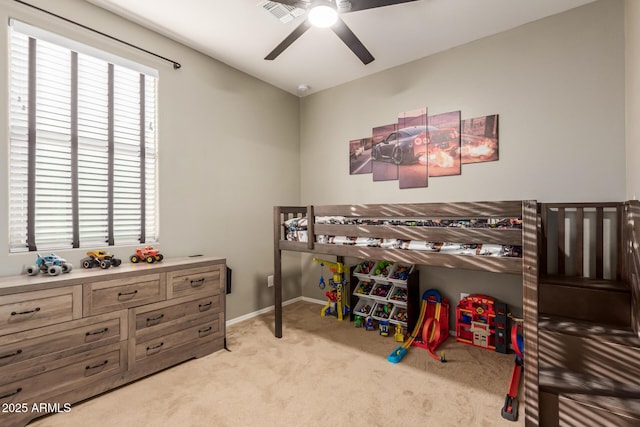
[8,20,158,253]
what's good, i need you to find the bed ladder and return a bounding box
[535,201,640,426]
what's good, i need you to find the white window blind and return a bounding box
[9,20,158,253]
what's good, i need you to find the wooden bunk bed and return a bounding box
[273,200,539,421]
[272,199,639,426]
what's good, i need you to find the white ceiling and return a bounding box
[84,0,596,96]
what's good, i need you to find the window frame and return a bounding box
[8,19,159,253]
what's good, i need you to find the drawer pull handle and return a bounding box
[10,307,41,316]
[198,302,212,311]
[147,342,164,352]
[146,314,165,324]
[85,360,108,371]
[190,278,205,287]
[0,349,23,360]
[117,290,138,299]
[0,387,22,400]
[86,328,109,337]
[198,326,213,336]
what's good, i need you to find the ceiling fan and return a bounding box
[264,0,420,65]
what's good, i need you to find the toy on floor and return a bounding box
[410,289,449,362]
[501,317,524,422]
[388,289,448,363]
[354,315,363,328]
[365,317,375,331]
[455,294,508,353]
[313,258,350,320]
[387,292,427,363]
[394,324,404,342]
[379,319,390,336]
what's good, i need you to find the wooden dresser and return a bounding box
[0,256,226,427]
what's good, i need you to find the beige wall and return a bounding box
[627,0,640,200]
[0,0,633,322]
[0,0,302,320]
[298,0,626,316]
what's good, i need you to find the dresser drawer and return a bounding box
[132,315,221,364]
[167,265,223,299]
[0,342,125,404]
[0,311,124,372]
[84,274,165,316]
[133,293,221,333]
[0,287,82,336]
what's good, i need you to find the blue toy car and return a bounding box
[26,253,73,276]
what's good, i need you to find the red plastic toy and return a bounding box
[411,289,449,361]
[501,322,524,421]
[455,294,499,351]
[130,246,164,264]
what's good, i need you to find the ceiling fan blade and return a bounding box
[265,19,312,60]
[331,17,374,64]
[347,0,420,13]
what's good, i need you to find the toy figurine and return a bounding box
[395,324,405,342]
[312,258,349,321]
[130,246,164,264]
[365,317,375,331]
[354,315,363,328]
[379,319,389,336]
[81,250,122,269]
[26,253,72,276]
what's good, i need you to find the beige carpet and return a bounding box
[31,301,524,427]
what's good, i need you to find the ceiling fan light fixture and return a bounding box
[308,4,338,28]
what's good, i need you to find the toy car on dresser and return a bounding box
[81,250,122,269]
[26,253,73,276]
[130,245,164,264]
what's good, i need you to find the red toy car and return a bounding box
[130,246,164,264]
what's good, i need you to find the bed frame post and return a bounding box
[274,206,283,338]
[307,205,315,251]
[523,200,540,426]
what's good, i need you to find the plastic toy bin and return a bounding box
[353,280,374,296]
[353,299,374,317]
[387,263,414,283]
[387,285,408,304]
[371,302,392,320]
[369,282,393,300]
[370,261,393,279]
[353,260,376,279]
[389,306,408,325]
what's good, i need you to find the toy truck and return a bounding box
[130,246,164,264]
[81,250,122,269]
[26,253,73,276]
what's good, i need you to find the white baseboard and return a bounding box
[226,296,325,326]
[227,298,457,340]
[300,296,327,306]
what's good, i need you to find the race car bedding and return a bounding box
[283,216,522,257]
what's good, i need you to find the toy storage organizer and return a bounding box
[349,261,419,332]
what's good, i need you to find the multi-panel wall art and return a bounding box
[349,109,499,189]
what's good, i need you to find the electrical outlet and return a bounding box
[460,292,469,301]
[267,275,274,288]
